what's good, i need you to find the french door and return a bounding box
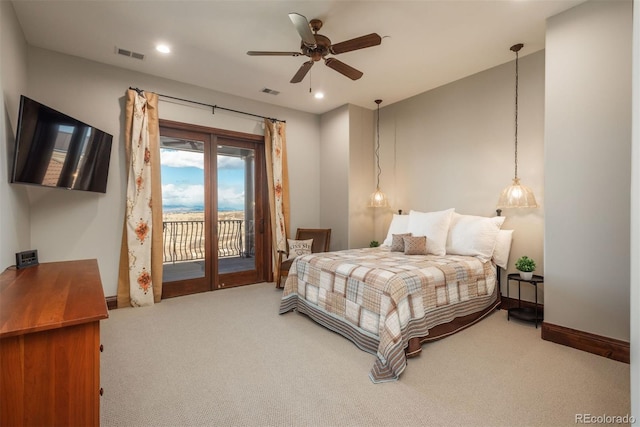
[158,120,270,298]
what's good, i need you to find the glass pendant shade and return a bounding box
[369,187,389,208]
[497,177,538,208]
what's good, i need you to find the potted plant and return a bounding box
[369,240,380,248]
[515,256,536,280]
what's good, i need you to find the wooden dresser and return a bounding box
[0,259,109,426]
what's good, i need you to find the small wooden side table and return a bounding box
[506,273,544,328]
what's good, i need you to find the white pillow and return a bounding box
[382,214,410,246]
[492,229,513,269]
[407,208,455,256]
[445,213,506,262]
[285,239,313,261]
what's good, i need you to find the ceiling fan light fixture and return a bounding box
[314,92,324,99]
[248,13,381,83]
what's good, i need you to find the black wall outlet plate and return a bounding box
[16,250,39,269]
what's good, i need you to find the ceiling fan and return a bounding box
[247,13,382,83]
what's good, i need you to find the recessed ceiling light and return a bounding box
[314,92,324,99]
[156,44,171,54]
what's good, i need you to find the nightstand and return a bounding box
[506,273,544,328]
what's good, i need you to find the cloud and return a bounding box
[160,149,203,169]
[218,185,245,209]
[162,184,204,208]
[217,155,243,170]
[162,183,245,210]
[160,149,244,171]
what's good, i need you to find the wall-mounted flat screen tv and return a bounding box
[11,96,113,193]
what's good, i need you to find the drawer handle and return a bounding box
[100,344,104,352]
[100,388,104,396]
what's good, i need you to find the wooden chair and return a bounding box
[276,228,331,289]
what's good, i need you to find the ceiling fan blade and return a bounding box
[324,58,363,80]
[290,61,314,83]
[288,13,317,48]
[247,51,301,56]
[330,33,382,55]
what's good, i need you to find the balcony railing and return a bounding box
[162,219,253,264]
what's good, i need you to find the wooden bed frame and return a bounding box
[405,267,501,357]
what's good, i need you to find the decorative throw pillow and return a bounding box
[382,214,410,246]
[285,239,313,261]
[403,235,428,255]
[407,208,455,256]
[445,213,506,262]
[391,233,412,252]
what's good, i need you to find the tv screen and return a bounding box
[11,96,113,193]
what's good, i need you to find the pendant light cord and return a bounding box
[375,99,382,189]
[512,44,521,180]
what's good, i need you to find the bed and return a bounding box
[278,208,512,383]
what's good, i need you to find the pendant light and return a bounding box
[497,43,538,209]
[369,99,389,207]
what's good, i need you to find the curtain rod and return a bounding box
[129,87,285,123]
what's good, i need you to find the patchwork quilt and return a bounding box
[279,247,498,383]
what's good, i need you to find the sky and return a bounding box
[160,148,246,212]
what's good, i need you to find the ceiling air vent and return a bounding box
[261,88,280,96]
[115,47,145,61]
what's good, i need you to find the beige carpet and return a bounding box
[100,283,630,427]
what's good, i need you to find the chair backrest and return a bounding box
[295,228,331,253]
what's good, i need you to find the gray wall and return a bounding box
[347,104,374,249]
[376,50,546,301]
[319,104,375,252]
[545,0,632,341]
[319,105,349,251]
[0,1,31,268]
[369,0,633,346]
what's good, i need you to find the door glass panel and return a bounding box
[217,145,256,274]
[160,136,206,282]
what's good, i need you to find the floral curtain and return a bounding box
[117,89,163,307]
[264,120,290,275]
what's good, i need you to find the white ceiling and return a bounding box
[11,0,584,115]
